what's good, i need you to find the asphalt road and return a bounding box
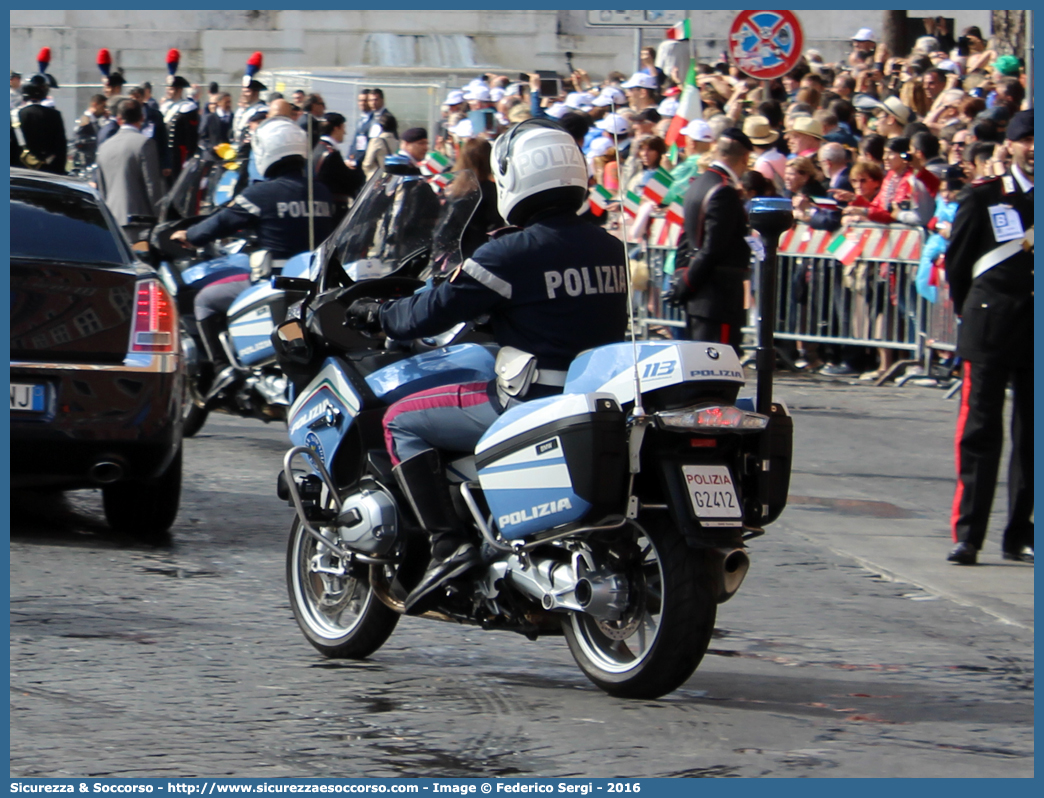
[9,375,1034,778]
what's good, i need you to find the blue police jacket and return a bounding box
[380,210,628,371]
[186,170,335,259]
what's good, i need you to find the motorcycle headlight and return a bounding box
[654,404,769,433]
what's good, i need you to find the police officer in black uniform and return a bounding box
[170,119,335,389]
[665,128,754,355]
[944,109,1034,565]
[346,118,628,613]
[161,74,199,182]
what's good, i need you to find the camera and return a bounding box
[957,36,971,57]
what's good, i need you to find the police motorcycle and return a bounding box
[270,149,796,698]
[145,210,314,436]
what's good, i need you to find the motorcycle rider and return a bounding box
[170,119,335,391]
[346,118,628,613]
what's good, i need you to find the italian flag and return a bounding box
[666,19,692,41]
[421,151,452,175]
[643,167,674,204]
[427,171,452,191]
[622,190,642,218]
[663,62,703,148]
[665,200,685,227]
[589,184,614,217]
[826,227,868,266]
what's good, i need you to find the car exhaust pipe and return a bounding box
[89,460,124,485]
[707,547,750,604]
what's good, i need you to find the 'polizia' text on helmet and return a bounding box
[253,117,308,177]
[490,118,589,225]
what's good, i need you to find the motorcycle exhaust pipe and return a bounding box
[707,547,750,604]
[575,573,629,621]
[89,460,124,485]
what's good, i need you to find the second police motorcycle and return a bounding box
[270,125,795,699]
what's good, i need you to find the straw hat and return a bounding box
[742,115,779,146]
[786,116,824,140]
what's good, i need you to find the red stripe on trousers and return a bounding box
[382,382,490,465]
[950,361,972,542]
[720,323,731,345]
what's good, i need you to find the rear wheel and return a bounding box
[286,517,399,658]
[102,448,182,546]
[562,518,716,699]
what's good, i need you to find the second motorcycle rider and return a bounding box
[346,118,628,613]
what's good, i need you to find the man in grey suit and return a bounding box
[95,98,164,240]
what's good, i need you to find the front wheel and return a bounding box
[562,518,717,699]
[286,517,399,658]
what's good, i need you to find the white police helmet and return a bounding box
[490,118,588,225]
[253,117,308,177]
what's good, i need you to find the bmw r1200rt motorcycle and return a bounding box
[271,165,794,699]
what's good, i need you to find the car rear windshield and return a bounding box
[10,184,126,265]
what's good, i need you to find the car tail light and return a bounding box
[655,404,768,433]
[130,278,177,353]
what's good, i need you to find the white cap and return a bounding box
[588,136,613,157]
[545,102,570,119]
[565,91,594,109]
[490,87,505,102]
[450,118,474,138]
[444,90,465,106]
[621,72,658,90]
[592,87,627,107]
[679,118,714,142]
[464,85,491,102]
[595,113,630,136]
[851,27,875,42]
[657,97,679,118]
[936,59,962,75]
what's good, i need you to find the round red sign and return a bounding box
[727,10,804,80]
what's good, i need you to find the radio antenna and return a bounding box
[607,100,646,418]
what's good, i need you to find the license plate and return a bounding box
[681,465,742,526]
[10,382,46,412]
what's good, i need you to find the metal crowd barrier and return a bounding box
[636,218,961,367]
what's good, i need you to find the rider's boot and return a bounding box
[196,315,237,397]
[393,449,479,615]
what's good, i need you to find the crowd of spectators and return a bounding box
[14,18,1030,377]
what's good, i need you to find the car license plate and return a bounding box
[10,382,46,413]
[681,465,742,526]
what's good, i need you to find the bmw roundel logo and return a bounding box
[304,432,326,462]
[706,347,720,360]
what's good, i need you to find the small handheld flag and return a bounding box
[622,190,642,219]
[421,150,452,175]
[642,167,674,204]
[589,184,614,217]
[666,19,692,41]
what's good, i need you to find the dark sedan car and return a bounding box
[10,168,184,543]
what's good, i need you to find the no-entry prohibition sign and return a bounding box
[728,10,804,80]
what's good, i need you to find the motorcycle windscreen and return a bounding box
[320,169,481,288]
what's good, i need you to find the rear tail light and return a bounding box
[130,278,177,353]
[655,404,768,433]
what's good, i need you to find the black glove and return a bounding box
[344,300,383,333]
[663,268,692,307]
